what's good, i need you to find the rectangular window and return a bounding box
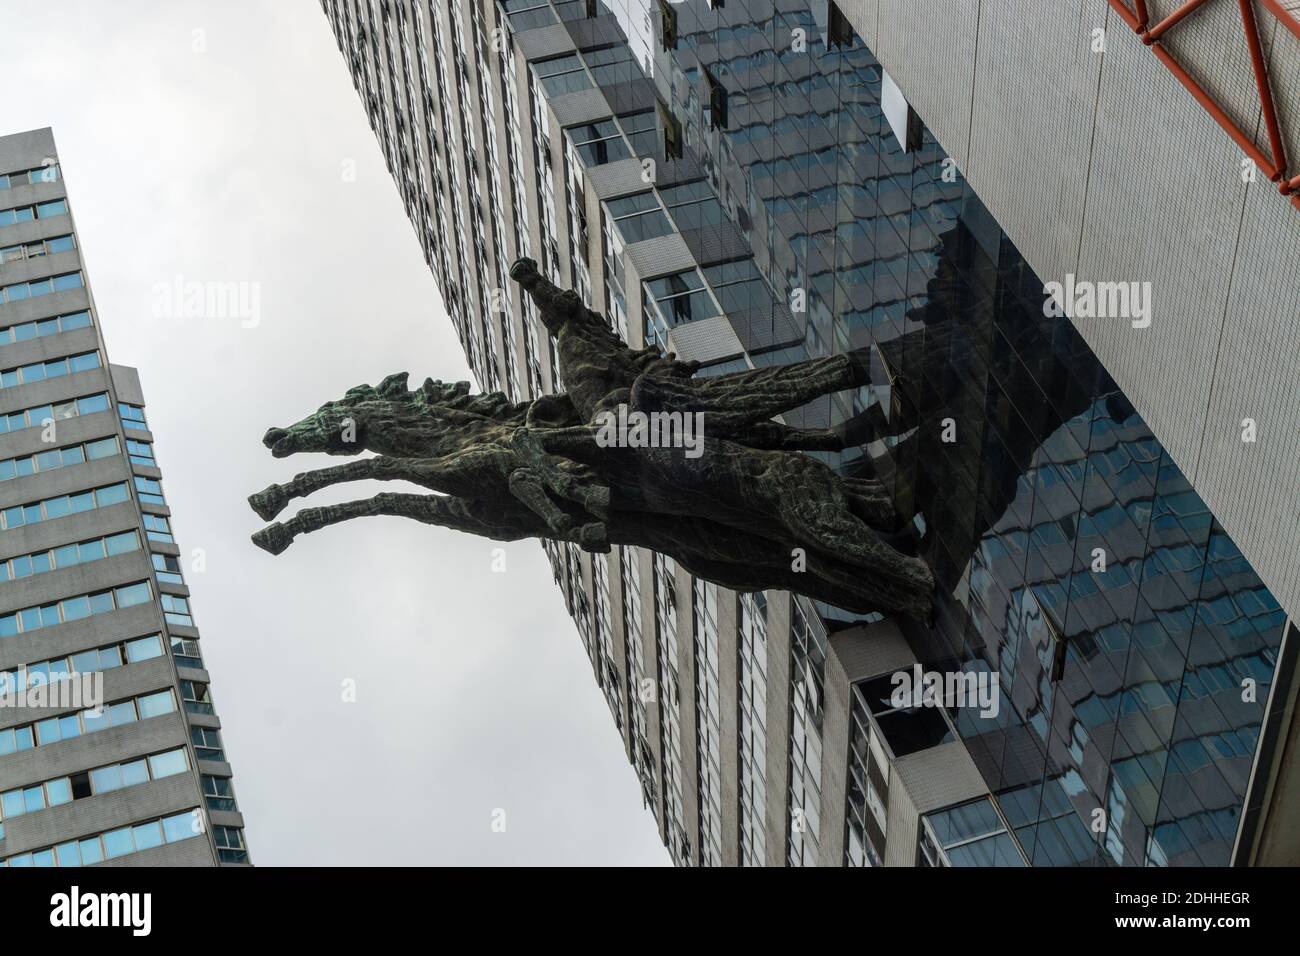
[142,513,173,542]
[134,475,166,505]
[161,593,193,626]
[567,120,631,167]
[118,402,147,430]
[605,192,672,243]
[0,350,100,390]
[0,164,60,190]
[0,272,83,305]
[126,439,155,466]
[534,54,591,97]
[151,553,184,585]
[0,310,92,349]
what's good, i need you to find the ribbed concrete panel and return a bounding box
[1198,173,1300,609]
[831,619,916,682]
[665,314,744,364]
[587,157,653,200]
[966,0,1107,287]
[841,0,879,49]
[1146,0,1265,148]
[893,739,990,814]
[514,23,578,62]
[874,0,980,169]
[625,232,696,280]
[1076,27,1245,482]
[550,87,615,129]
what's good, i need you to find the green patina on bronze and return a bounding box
[249,258,934,619]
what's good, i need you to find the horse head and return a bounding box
[261,372,521,461]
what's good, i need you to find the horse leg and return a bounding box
[252,491,552,555]
[508,468,609,553]
[634,349,873,428]
[249,456,412,521]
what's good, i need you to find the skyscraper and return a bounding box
[0,127,249,867]
[320,0,1298,866]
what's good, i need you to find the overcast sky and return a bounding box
[0,0,668,866]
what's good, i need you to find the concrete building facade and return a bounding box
[320,0,1297,866]
[0,128,249,867]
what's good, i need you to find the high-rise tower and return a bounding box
[0,127,249,867]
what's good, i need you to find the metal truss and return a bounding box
[1108,0,1300,211]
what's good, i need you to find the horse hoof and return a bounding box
[251,524,294,556]
[578,522,610,553]
[248,487,288,521]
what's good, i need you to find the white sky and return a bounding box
[0,0,668,865]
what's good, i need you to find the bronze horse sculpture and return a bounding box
[249,260,935,619]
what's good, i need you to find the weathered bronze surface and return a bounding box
[250,259,934,619]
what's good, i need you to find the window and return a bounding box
[181,680,213,715]
[0,579,152,639]
[202,775,238,812]
[501,0,554,30]
[0,435,116,484]
[171,635,203,668]
[0,481,130,531]
[605,192,672,243]
[0,350,101,389]
[142,513,174,542]
[1,530,139,584]
[161,593,193,626]
[0,310,92,348]
[918,799,1026,867]
[0,234,75,263]
[118,402,147,430]
[643,269,718,345]
[134,475,166,505]
[567,120,631,167]
[0,272,83,304]
[0,689,175,759]
[534,54,591,97]
[151,553,184,585]
[213,825,248,863]
[0,197,67,226]
[126,439,155,466]
[0,809,203,867]
[0,164,60,190]
[0,391,111,436]
[191,725,226,762]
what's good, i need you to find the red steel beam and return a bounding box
[1108,0,1298,212]
[1240,0,1288,179]
[1145,0,1213,41]
[1152,42,1281,179]
[1259,0,1300,41]
[1108,0,1143,31]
